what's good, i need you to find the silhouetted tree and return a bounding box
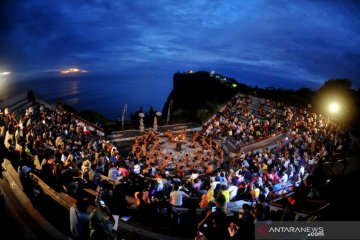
[320,79,352,91]
[313,78,356,124]
[130,107,144,127]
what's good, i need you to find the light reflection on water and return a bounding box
[58,79,79,105]
[2,75,172,120]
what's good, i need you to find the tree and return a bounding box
[196,108,210,121]
[144,106,156,126]
[130,107,144,127]
[313,79,356,123]
[319,79,352,91]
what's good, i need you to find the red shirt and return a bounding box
[119,167,129,177]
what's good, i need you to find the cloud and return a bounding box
[0,0,359,88]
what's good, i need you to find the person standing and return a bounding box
[170,184,189,207]
[70,198,90,240]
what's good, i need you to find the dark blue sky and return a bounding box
[1,0,360,89]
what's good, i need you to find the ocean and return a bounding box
[0,73,173,121]
[0,71,322,121]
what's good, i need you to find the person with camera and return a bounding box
[232,203,255,240]
[197,194,229,240]
[89,198,117,240]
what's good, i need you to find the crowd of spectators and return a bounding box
[0,92,352,240]
[204,94,296,148]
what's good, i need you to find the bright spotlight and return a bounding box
[1,72,10,75]
[329,102,340,113]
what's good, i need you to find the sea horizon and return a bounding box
[0,71,323,121]
[1,73,173,121]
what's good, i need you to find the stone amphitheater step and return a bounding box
[14,101,37,115]
[8,98,30,112]
[0,91,28,110]
[225,140,241,153]
[2,159,72,240]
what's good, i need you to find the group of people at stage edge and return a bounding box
[0,91,352,240]
[131,128,224,178]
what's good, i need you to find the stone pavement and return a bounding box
[107,122,202,143]
[241,132,289,153]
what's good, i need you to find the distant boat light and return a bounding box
[60,68,88,74]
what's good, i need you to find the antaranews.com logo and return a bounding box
[257,224,324,237]
[256,221,360,239]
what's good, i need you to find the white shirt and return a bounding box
[210,181,220,190]
[228,185,238,200]
[170,190,189,207]
[299,166,305,177]
[281,173,288,186]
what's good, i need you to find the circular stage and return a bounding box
[142,131,223,176]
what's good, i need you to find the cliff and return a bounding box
[162,71,248,122]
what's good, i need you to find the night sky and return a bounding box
[1,0,360,89]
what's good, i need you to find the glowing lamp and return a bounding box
[328,103,339,113]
